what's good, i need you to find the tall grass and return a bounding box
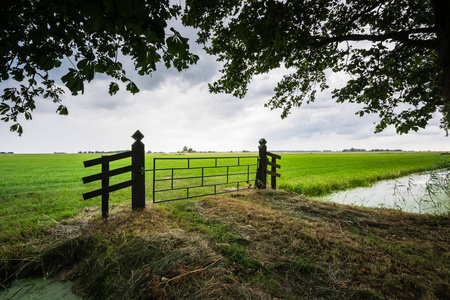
[390,158,450,213]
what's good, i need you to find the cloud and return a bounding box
[1,21,449,153]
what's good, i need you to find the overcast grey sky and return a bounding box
[1,20,448,154]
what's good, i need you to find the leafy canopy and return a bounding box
[2,0,449,136]
[183,0,450,135]
[0,0,198,135]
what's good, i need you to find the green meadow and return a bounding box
[0,151,445,242]
[278,152,447,196]
[1,152,449,299]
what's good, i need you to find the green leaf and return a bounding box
[117,0,144,18]
[61,69,84,95]
[10,123,23,136]
[166,33,189,56]
[56,105,69,115]
[12,70,24,82]
[109,82,120,95]
[126,82,140,94]
[77,59,89,70]
[0,103,10,115]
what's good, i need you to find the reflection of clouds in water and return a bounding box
[320,171,450,214]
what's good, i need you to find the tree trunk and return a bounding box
[431,0,450,99]
[430,0,450,131]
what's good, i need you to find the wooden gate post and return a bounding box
[132,130,145,210]
[101,156,109,218]
[256,138,267,188]
[271,156,277,190]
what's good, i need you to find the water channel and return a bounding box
[320,170,450,214]
[0,278,80,300]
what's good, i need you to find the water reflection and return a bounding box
[0,277,80,300]
[320,170,450,214]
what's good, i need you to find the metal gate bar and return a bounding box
[151,156,258,203]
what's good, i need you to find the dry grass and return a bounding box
[1,190,449,299]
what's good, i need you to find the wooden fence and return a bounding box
[82,131,280,218]
[82,130,145,218]
[255,138,281,189]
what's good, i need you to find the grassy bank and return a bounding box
[2,190,449,299]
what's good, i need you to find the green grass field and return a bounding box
[278,152,447,196]
[0,151,446,244]
[1,152,449,299]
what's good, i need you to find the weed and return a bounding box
[218,243,261,271]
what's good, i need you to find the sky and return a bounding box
[1,21,449,154]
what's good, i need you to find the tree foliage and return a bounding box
[0,0,198,135]
[2,0,449,136]
[183,0,450,135]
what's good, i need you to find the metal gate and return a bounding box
[150,156,258,203]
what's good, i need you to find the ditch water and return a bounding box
[320,170,450,214]
[0,278,80,300]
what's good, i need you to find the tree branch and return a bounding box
[316,27,437,49]
[342,1,385,31]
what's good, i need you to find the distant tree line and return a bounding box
[342,148,367,152]
[77,150,130,154]
[370,149,403,152]
[342,148,403,152]
[75,148,404,154]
